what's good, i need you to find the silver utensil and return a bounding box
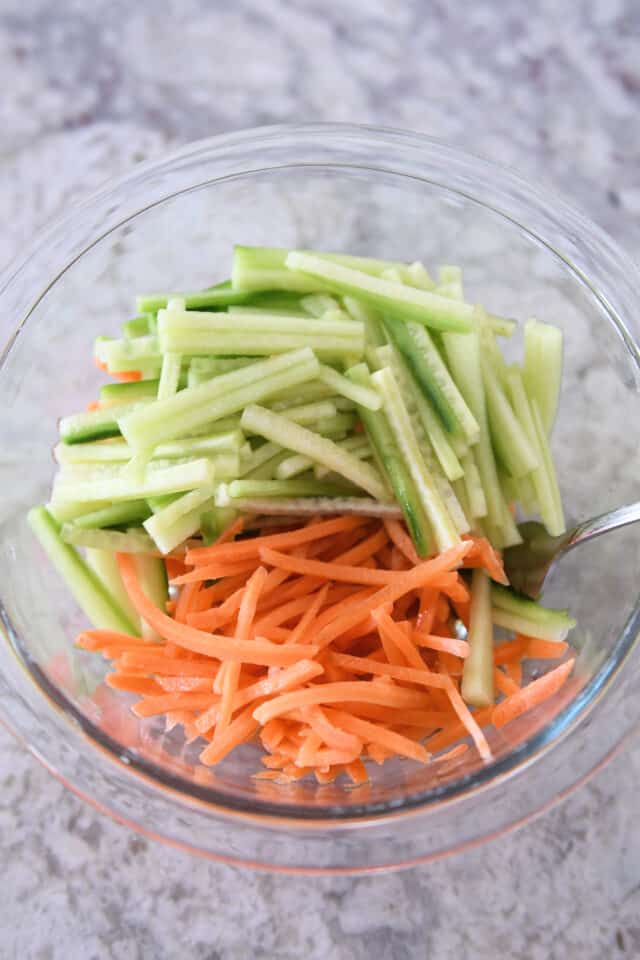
[502,502,640,598]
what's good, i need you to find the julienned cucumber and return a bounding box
[34,245,570,678]
[285,251,476,333]
[491,583,576,642]
[28,506,139,635]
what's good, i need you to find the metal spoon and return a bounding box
[502,502,640,599]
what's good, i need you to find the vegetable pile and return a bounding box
[28,246,576,783]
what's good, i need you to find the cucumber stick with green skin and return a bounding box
[240,404,388,501]
[84,548,141,631]
[442,324,504,533]
[120,348,320,452]
[28,506,139,635]
[347,364,432,555]
[231,246,411,294]
[384,316,479,442]
[524,319,563,435]
[370,345,468,534]
[372,367,460,553]
[285,251,475,333]
[491,584,576,642]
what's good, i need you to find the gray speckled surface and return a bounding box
[1,1,640,956]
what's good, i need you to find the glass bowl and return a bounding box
[0,123,639,873]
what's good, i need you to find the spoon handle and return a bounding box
[567,501,640,550]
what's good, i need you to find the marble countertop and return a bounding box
[1,1,639,957]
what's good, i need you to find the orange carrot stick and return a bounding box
[133,692,219,717]
[252,680,436,725]
[117,553,318,666]
[322,707,430,763]
[492,659,575,728]
[217,566,268,734]
[288,583,329,645]
[259,547,404,585]
[522,636,569,660]
[373,611,426,670]
[493,666,520,698]
[383,518,420,564]
[413,631,470,659]
[199,704,260,765]
[315,542,472,647]
[186,515,366,565]
[329,652,449,689]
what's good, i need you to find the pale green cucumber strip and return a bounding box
[123,314,153,338]
[136,287,250,313]
[482,355,538,478]
[225,479,356,500]
[506,366,547,508]
[240,404,388,500]
[55,430,243,465]
[52,458,215,504]
[343,297,387,347]
[388,317,479,441]
[268,380,335,408]
[314,413,358,437]
[373,344,464,482]
[232,246,330,293]
[73,500,151,529]
[99,379,161,406]
[98,335,162,373]
[318,364,381,411]
[524,319,563,435]
[461,570,494,707]
[243,450,291,481]
[278,437,372,481]
[460,450,487,519]
[276,400,337,424]
[276,453,317,480]
[372,367,460,552]
[144,488,215,554]
[239,441,284,477]
[347,364,430,556]
[530,398,566,536]
[286,251,475,332]
[371,346,468,533]
[158,307,361,337]
[491,584,575,632]
[62,525,156,554]
[300,294,341,316]
[159,329,362,358]
[218,494,403,518]
[157,351,182,401]
[60,401,151,445]
[48,499,112,523]
[443,325,503,530]
[85,548,141,632]
[187,357,255,387]
[28,506,139,635]
[119,349,320,452]
[232,246,410,293]
[405,262,436,290]
[133,554,169,641]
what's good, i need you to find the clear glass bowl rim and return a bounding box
[1,122,639,870]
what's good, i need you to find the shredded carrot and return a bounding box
[522,635,569,660]
[68,516,578,781]
[493,666,521,698]
[492,659,575,728]
[186,515,366,565]
[86,399,100,412]
[217,566,268,735]
[414,631,470,659]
